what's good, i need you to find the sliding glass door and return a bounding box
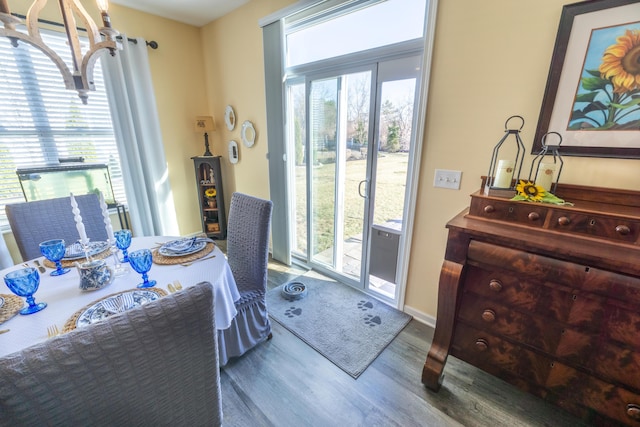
[288,55,421,301]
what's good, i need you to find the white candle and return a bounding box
[99,192,115,243]
[70,193,89,244]
[535,162,556,191]
[493,159,514,188]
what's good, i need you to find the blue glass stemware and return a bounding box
[114,229,132,263]
[128,249,156,288]
[4,267,47,315]
[39,239,70,276]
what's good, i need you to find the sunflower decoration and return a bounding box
[571,28,640,130]
[511,180,573,205]
[599,29,640,94]
[204,188,217,199]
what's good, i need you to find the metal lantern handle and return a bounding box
[541,131,562,148]
[504,115,525,132]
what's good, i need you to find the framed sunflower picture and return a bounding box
[533,0,640,158]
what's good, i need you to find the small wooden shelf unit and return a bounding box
[192,156,226,239]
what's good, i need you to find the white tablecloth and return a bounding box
[0,236,239,358]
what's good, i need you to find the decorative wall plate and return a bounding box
[228,140,239,164]
[224,105,236,131]
[241,120,256,148]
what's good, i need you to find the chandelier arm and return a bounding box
[80,39,118,90]
[0,28,75,90]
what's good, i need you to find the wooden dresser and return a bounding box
[422,181,640,426]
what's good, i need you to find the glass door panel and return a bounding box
[308,71,372,283]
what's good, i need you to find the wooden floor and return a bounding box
[219,248,589,427]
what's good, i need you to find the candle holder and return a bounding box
[485,115,526,197]
[528,132,563,194]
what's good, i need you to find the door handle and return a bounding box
[358,180,368,198]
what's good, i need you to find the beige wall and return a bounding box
[202,0,640,320]
[6,1,639,319]
[4,1,209,262]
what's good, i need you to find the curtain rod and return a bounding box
[12,13,158,49]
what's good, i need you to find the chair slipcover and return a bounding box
[6,193,109,261]
[218,192,273,365]
[0,281,223,426]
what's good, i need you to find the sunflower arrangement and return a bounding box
[204,188,217,199]
[511,180,573,205]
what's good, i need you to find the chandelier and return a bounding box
[0,0,120,104]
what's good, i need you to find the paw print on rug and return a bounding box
[364,314,381,327]
[357,300,374,311]
[285,307,302,318]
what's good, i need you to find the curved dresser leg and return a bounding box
[422,260,465,391]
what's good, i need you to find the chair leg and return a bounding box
[267,332,273,340]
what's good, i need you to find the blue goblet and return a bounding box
[114,229,132,263]
[4,267,47,315]
[39,239,70,276]
[128,249,156,288]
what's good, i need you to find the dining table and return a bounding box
[0,235,240,359]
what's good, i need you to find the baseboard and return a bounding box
[403,305,436,329]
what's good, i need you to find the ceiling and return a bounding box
[110,0,250,27]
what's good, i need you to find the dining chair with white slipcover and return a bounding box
[218,192,273,365]
[5,194,109,261]
[0,281,223,426]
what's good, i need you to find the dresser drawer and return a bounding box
[463,265,606,330]
[451,323,553,387]
[458,293,564,354]
[547,362,640,426]
[548,210,640,244]
[469,197,548,228]
[467,240,640,305]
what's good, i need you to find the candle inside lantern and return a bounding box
[535,162,556,192]
[70,193,89,244]
[493,159,514,188]
[99,192,115,243]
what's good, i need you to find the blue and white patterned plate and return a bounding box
[158,239,207,257]
[0,296,4,310]
[64,241,109,260]
[74,289,164,329]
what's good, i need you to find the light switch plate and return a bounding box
[434,169,462,190]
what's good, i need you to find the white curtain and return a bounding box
[101,37,179,237]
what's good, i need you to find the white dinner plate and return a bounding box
[158,239,207,257]
[64,241,109,260]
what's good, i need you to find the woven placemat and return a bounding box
[43,247,114,269]
[152,242,215,265]
[62,287,168,333]
[0,294,24,325]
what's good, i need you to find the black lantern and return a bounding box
[485,115,526,196]
[528,132,563,194]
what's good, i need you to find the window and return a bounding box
[0,27,126,229]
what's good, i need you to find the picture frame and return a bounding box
[533,0,640,158]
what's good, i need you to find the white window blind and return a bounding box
[0,27,126,229]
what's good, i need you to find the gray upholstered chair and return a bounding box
[0,281,223,426]
[5,193,109,261]
[218,192,273,365]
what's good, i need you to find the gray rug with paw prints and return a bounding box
[267,270,412,378]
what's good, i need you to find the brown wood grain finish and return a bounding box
[423,183,640,426]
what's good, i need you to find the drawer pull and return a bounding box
[475,338,488,352]
[627,404,640,421]
[616,225,631,236]
[528,212,540,221]
[488,279,503,292]
[481,309,496,323]
[484,205,495,214]
[558,216,570,226]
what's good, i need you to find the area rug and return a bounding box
[267,270,412,378]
